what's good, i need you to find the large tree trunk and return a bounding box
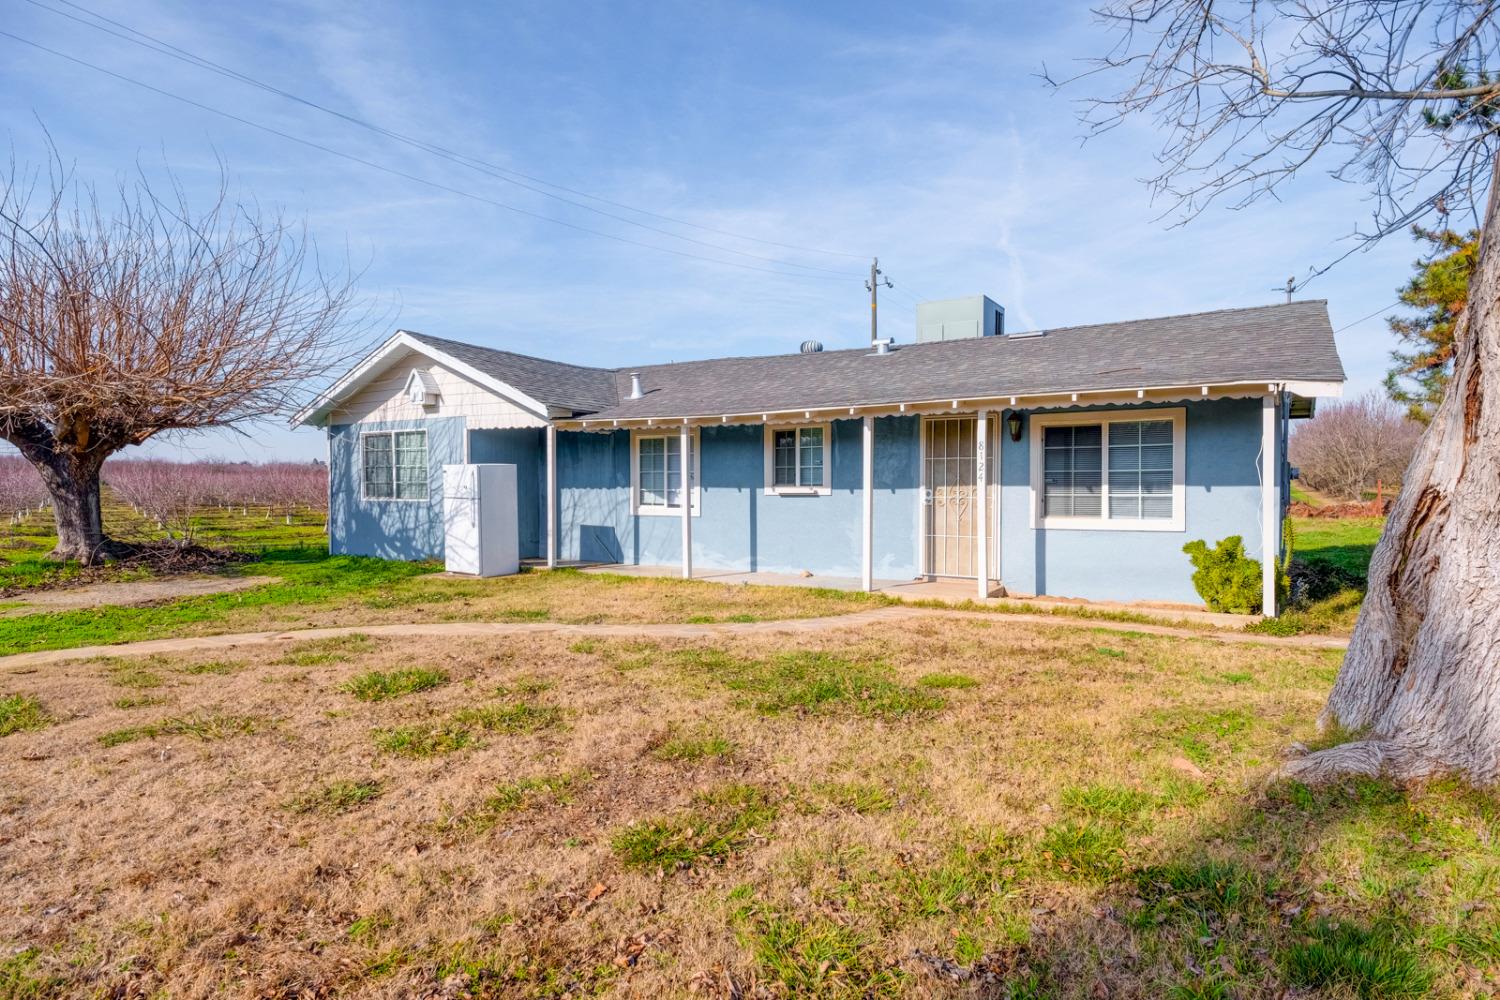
[1284,165,1500,786]
[6,435,113,565]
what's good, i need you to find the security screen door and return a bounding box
[924,416,981,578]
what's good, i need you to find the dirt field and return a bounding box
[4,612,1494,998]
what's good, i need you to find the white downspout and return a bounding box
[680,423,692,579]
[1261,392,1279,616]
[545,423,557,569]
[862,415,874,592]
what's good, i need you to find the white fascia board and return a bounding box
[1283,380,1344,398]
[557,377,1347,430]
[292,330,553,427]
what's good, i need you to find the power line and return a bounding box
[0,28,863,285]
[1334,301,1402,333]
[24,0,869,272]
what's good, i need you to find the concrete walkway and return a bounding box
[0,605,1348,671]
[582,564,1256,629]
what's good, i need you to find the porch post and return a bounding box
[1261,392,1278,617]
[976,410,989,600]
[861,415,874,591]
[545,424,557,569]
[680,423,692,579]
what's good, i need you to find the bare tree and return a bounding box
[0,152,357,563]
[1055,2,1500,784]
[1290,392,1424,499]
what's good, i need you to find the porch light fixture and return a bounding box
[1006,411,1023,442]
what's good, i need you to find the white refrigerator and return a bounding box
[442,464,520,577]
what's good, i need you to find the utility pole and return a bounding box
[866,257,892,345]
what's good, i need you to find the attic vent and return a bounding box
[405,369,441,406]
[800,340,823,354]
[1007,329,1046,340]
[627,372,645,400]
[869,338,895,356]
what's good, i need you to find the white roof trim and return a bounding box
[560,377,1345,430]
[292,330,551,427]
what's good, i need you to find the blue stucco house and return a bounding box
[295,297,1345,613]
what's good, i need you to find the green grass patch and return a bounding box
[1281,919,1432,999]
[612,783,777,870]
[373,724,474,758]
[111,693,168,710]
[0,553,432,656]
[672,649,944,719]
[99,713,263,747]
[457,772,589,831]
[276,633,378,666]
[286,778,383,815]
[815,780,896,814]
[0,693,50,736]
[340,667,449,702]
[1292,516,1384,577]
[177,659,244,676]
[737,906,904,998]
[105,662,165,689]
[650,727,736,762]
[451,700,562,734]
[0,946,62,999]
[1039,820,1127,882]
[916,671,979,689]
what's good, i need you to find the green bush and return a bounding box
[1183,535,1271,614]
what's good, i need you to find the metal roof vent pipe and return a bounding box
[627,372,644,400]
[800,340,823,353]
[870,337,895,356]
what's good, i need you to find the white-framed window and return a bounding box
[361,429,429,501]
[1029,408,1184,531]
[763,423,831,495]
[631,429,700,516]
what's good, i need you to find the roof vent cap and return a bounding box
[870,337,895,356]
[799,340,823,354]
[627,372,644,400]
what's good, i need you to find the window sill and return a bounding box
[766,486,831,497]
[1035,516,1184,533]
[635,506,700,518]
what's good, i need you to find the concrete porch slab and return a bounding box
[575,563,1256,629]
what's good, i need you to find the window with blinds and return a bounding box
[1034,411,1182,528]
[1042,424,1102,517]
[1108,420,1174,519]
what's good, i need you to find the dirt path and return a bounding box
[0,575,276,617]
[0,605,1348,669]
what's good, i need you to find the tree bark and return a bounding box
[1284,161,1500,786]
[5,434,113,565]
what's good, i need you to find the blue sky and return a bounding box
[1,0,1418,462]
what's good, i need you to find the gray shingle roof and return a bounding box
[406,331,619,414]
[413,300,1343,419]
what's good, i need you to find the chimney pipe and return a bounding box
[628,372,644,400]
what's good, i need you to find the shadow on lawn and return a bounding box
[951,774,1500,999]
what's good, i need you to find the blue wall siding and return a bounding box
[997,398,1267,604]
[326,398,1283,607]
[328,416,465,561]
[468,428,545,559]
[553,416,922,578]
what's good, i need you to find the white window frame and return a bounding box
[630,428,701,517]
[1028,407,1185,532]
[763,423,832,496]
[359,428,430,502]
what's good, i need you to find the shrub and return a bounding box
[1183,535,1285,614]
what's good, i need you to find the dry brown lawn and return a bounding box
[2,617,1495,998]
